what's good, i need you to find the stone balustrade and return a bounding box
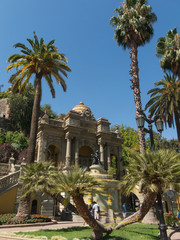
[0,170,20,193]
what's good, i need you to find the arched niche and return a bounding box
[79,145,93,170]
[31,198,40,214]
[122,192,140,212]
[46,144,60,168]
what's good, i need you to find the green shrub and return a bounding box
[0,92,9,99]
[164,212,178,226]
[0,213,51,225]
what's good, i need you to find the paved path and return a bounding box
[0,221,180,239]
[0,221,85,240]
[168,228,180,240]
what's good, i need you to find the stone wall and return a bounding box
[0,98,9,118]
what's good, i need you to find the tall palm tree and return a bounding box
[20,163,112,240]
[115,150,180,230]
[145,73,180,147]
[110,0,157,153]
[157,28,180,80]
[6,33,71,219]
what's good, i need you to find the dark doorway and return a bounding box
[31,199,38,214]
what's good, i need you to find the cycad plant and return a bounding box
[20,162,78,214]
[110,0,157,153]
[20,164,112,240]
[116,150,180,229]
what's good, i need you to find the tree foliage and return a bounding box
[115,150,180,230]
[112,124,178,164]
[156,28,180,79]
[112,124,140,164]
[8,83,35,135]
[0,130,28,152]
[145,73,180,146]
[110,0,157,49]
[41,104,58,119]
[0,143,19,163]
[120,150,180,195]
[0,130,28,163]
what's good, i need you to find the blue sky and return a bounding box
[0,0,180,140]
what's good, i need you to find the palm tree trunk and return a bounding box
[14,194,31,220]
[116,190,157,229]
[72,194,112,240]
[174,107,180,148]
[129,43,146,153]
[16,74,42,219]
[26,74,42,164]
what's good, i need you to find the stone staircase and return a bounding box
[0,170,20,195]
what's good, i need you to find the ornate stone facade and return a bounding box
[36,102,123,177]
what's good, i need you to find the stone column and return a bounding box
[36,140,41,162]
[99,140,104,167]
[87,193,92,206]
[118,191,122,211]
[37,132,47,162]
[107,144,111,169]
[107,190,114,223]
[75,138,79,166]
[65,133,71,169]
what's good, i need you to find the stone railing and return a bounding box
[0,170,20,194]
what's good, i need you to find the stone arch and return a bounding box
[79,145,94,170]
[164,189,177,213]
[122,192,140,212]
[122,187,141,212]
[46,144,60,168]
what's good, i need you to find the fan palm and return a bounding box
[110,0,157,153]
[7,32,71,219]
[157,28,180,80]
[20,163,112,240]
[116,150,180,230]
[145,73,180,147]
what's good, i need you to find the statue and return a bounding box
[91,150,102,165]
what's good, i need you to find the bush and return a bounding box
[0,92,9,99]
[0,143,19,163]
[164,212,178,227]
[16,147,28,164]
[0,214,51,225]
[5,131,28,152]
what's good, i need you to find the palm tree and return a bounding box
[20,162,78,215]
[157,28,180,80]
[56,166,112,240]
[20,163,112,240]
[115,150,180,230]
[6,32,71,219]
[145,73,180,147]
[110,0,157,153]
